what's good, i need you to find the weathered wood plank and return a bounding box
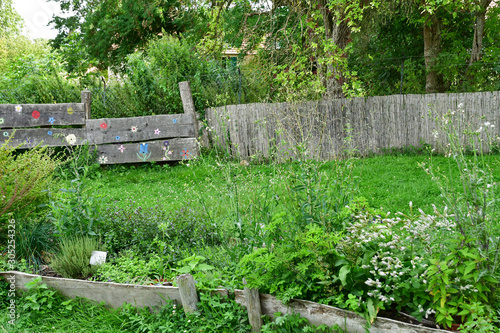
[0,103,86,128]
[95,138,198,165]
[177,274,199,314]
[86,114,195,145]
[1,128,88,148]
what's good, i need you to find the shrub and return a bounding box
[98,201,219,255]
[50,236,102,279]
[0,141,59,216]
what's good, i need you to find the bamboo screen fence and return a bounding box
[205,91,500,160]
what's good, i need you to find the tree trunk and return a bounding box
[423,13,445,93]
[469,0,492,65]
[320,2,351,99]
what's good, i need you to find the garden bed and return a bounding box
[1,271,449,333]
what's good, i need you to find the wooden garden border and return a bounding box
[1,271,448,333]
[0,82,200,165]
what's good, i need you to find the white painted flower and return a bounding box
[131,126,138,133]
[65,134,77,145]
[15,105,22,112]
[99,156,108,164]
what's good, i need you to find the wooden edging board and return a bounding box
[234,291,449,333]
[1,271,448,333]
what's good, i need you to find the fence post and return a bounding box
[177,274,199,314]
[178,81,210,148]
[244,279,263,332]
[179,81,199,135]
[81,90,92,120]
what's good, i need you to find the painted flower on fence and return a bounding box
[32,110,40,119]
[99,156,108,164]
[116,136,120,141]
[181,149,189,159]
[15,105,22,112]
[3,132,9,137]
[173,119,177,124]
[162,142,173,160]
[0,118,4,125]
[25,138,33,147]
[154,128,161,135]
[131,126,138,133]
[48,131,53,136]
[67,107,74,115]
[100,122,108,130]
[118,145,126,153]
[48,117,55,124]
[137,143,151,162]
[65,134,77,145]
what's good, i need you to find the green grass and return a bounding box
[86,153,500,217]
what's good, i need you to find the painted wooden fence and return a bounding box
[205,91,500,160]
[0,84,199,165]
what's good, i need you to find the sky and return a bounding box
[12,0,65,40]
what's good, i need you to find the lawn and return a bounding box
[2,142,500,332]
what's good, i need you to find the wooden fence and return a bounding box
[205,91,500,160]
[0,83,199,164]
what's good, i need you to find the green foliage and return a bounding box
[15,217,57,271]
[1,278,251,333]
[0,142,59,217]
[46,178,103,239]
[427,240,498,328]
[50,0,187,71]
[0,0,22,38]
[98,200,219,256]
[51,236,102,279]
[239,224,344,303]
[174,254,215,274]
[95,250,167,284]
[22,277,60,321]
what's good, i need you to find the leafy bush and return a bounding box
[239,224,344,304]
[51,236,102,279]
[94,250,166,284]
[46,177,103,239]
[0,142,59,217]
[98,201,219,255]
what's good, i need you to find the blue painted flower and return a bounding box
[173,119,177,124]
[139,143,149,154]
[3,132,8,137]
[48,131,53,135]
[48,117,55,124]
[163,140,169,147]
[116,136,120,140]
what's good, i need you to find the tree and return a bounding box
[0,0,23,38]
[49,0,188,71]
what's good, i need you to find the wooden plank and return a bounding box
[243,279,263,332]
[177,274,199,314]
[233,291,448,333]
[1,128,88,148]
[86,114,194,145]
[0,103,86,128]
[95,138,199,165]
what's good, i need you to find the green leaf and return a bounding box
[175,266,192,274]
[196,263,215,272]
[463,262,476,276]
[339,265,350,286]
